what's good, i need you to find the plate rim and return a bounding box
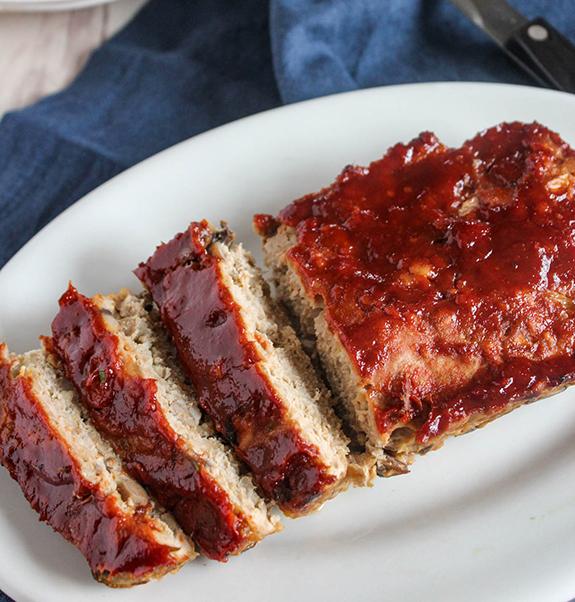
[2,81,575,602]
[0,0,121,12]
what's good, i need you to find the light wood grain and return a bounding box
[0,0,147,117]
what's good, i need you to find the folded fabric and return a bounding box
[0,1,574,600]
[272,0,537,103]
[1,0,574,271]
[0,0,281,270]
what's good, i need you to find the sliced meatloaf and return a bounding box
[0,343,194,587]
[50,285,280,560]
[135,221,355,517]
[255,122,575,476]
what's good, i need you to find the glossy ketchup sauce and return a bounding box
[0,350,179,580]
[258,123,575,443]
[51,285,251,560]
[136,221,336,515]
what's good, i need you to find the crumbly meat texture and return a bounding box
[50,285,280,560]
[0,343,194,587]
[135,221,355,516]
[256,122,575,475]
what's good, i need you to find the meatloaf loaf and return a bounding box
[136,221,356,516]
[50,285,280,560]
[255,121,575,476]
[0,343,194,587]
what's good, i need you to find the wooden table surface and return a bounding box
[0,0,147,118]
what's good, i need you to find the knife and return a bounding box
[448,0,575,93]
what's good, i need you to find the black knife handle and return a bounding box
[505,17,575,94]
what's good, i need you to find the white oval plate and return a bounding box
[1,82,575,602]
[0,0,121,11]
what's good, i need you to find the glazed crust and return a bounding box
[0,343,194,587]
[256,122,575,473]
[135,221,351,516]
[50,285,280,560]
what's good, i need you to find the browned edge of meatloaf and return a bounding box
[258,224,402,476]
[0,342,194,587]
[256,123,575,476]
[135,221,358,516]
[94,287,281,550]
[50,284,280,560]
[258,224,575,477]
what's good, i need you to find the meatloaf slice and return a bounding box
[255,122,575,476]
[50,285,280,560]
[135,221,353,517]
[0,343,194,587]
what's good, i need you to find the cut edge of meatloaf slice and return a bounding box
[0,342,195,587]
[50,285,281,560]
[258,225,401,476]
[258,225,574,474]
[256,122,575,477]
[135,221,359,517]
[212,234,364,488]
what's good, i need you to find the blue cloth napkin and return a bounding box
[0,0,573,600]
[2,0,574,272]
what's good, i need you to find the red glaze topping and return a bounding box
[265,123,575,443]
[0,347,179,581]
[50,285,251,560]
[253,214,280,237]
[135,221,337,515]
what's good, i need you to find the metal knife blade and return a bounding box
[449,0,527,47]
[448,0,575,94]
